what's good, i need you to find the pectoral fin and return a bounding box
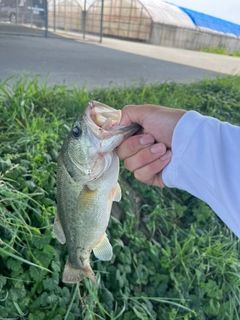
[53,213,66,244]
[112,182,121,202]
[93,233,113,261]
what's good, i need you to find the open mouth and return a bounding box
[84,101,140,143]
[87,101,122,131]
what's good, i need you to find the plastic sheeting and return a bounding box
[178,7,240,37]
[84,0,196,29]
[86,0,152,41]
[48,0,83,31]
[84,0,196,41]
[77,0,95,10]
[48,0,95,10]
[139,0,195,28]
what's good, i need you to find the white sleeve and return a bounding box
[162,110,240,238]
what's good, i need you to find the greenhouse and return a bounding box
[48,0,100,32]
[48,0,240,52]
[85,0,196,41]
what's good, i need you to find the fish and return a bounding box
[54,101,139,286]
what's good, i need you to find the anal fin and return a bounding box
[93,233,113,261]
[53,213,66,244]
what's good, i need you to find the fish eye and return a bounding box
[72,126,82,138]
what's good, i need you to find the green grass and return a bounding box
[201,46,240,57]
[1,74,240,319]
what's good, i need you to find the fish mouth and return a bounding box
[84,101,140,140]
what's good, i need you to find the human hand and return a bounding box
[116,105,186,187]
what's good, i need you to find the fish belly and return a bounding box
[55,153,120,285]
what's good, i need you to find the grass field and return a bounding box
[1,74,240,319]
[201,47,240,57]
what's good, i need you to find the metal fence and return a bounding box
[0,0,152,42]
[0,0,105,41]
[47,0,151,41]
[47,0,105,41]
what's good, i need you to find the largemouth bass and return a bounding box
[54,101,139,285]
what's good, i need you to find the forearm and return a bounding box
[163,111,240,237]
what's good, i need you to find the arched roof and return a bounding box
[49,0,96,10]
[48,0,86,9]
[138,0,196,29]
[84,0,196,29]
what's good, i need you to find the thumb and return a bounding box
[120,105,143,126]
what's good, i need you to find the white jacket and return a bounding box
[163,111,240,237]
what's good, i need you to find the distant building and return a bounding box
[47,0,240,52]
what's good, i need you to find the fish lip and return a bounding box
[83,101,140,140]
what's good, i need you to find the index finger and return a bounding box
[116,134,154,160]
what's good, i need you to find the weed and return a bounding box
[201,46,240,57]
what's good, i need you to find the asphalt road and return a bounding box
[0,34,220,89]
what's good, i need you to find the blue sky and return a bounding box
[167,0,240,25]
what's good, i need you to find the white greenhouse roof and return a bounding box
[48,0,95,10]
[50,0,197,29]
[139,0,196,29]
[77,0,96,10]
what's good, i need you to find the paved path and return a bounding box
[44,27,240,75]
[96,37,240,75]
[1,26,239,89]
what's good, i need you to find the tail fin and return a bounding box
[62,261,97,286]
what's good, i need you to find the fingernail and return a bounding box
[150,143,165,154]
[139,135,154,146]
[160,152,172,161]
